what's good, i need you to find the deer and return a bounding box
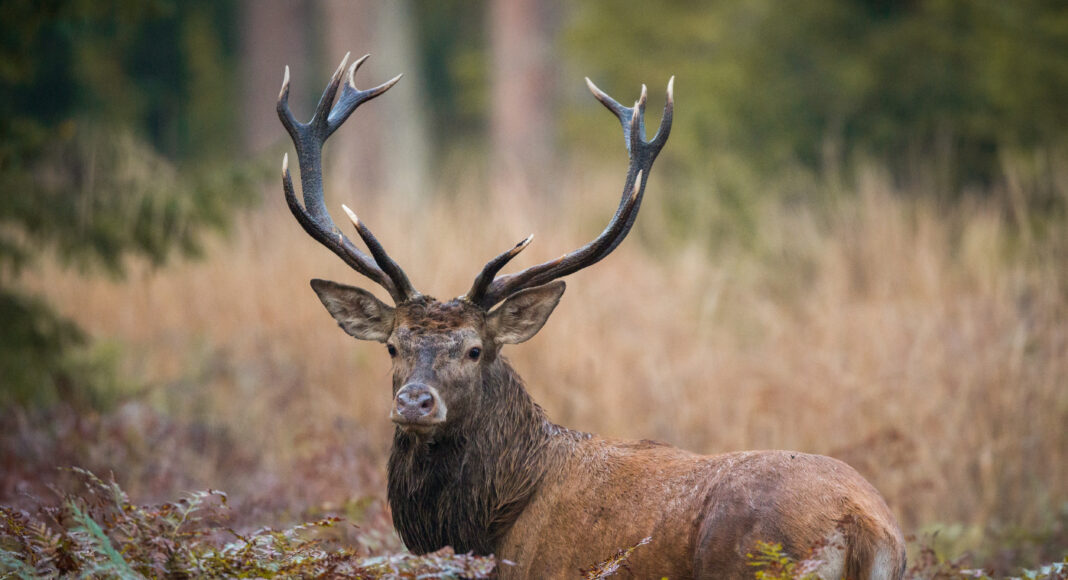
[277,53,906,579]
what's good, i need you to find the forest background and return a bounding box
[1,0,1066,576]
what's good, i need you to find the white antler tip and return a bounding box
[505,235,533,258]
[640,84,648,103]
[667,76,675,103]
[350,54,371,85]
[341,203,360,225]
[585,77,605,99]
[279,66,291,99]
[333,52,351,81]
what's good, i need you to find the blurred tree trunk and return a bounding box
[490,0,559,198]
[239,0,311,155]
[322,0,430,202]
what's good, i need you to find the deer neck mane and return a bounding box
[387,356,573,555]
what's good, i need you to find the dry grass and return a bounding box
[20,163,1068,559]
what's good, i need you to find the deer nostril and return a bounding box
[395,384,438,420]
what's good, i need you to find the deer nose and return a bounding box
[393,383,440,422]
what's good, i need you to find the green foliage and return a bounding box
[66,502,140,579]
[0,0,258,277]
[566,0,1068,200]
[413,0,489,146]
[0,291,84,406]
[2,122,261,279]
[747,541,821,580]
[0,468,497,579]
[0,0,263,409]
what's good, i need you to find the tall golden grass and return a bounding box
[26,164,1068,556]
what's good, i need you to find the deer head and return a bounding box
[278,53,672,439]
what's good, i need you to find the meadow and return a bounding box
[4,161,1066,577]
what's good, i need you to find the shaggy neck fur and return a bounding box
[387,357,571,555]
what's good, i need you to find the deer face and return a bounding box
[311,279,565,436]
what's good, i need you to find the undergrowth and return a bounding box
[0,469,1065,578]
[745,541,1068,580]
[0,468,495,579]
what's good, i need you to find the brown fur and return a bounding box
[351,297,903,578]
[312,287,906,579]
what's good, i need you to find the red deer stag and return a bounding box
[277,53,906,579]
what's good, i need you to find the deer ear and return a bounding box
[488,281,566,345]
[311,279,395,343]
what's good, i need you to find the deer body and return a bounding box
[377,299,903,579]
[278,54,906,579]
[509,445,902,578]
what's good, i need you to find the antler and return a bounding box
[278,53,418,304]
[464,77,674,310]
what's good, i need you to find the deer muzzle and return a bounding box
[391,383,447,430]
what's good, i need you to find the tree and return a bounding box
[0,0,260,407]
[320,0,431,202]
[566,0,1068,202]
[489,0,560,197]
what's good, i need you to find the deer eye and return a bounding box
[387,344,397,358]
[467,347,482,361]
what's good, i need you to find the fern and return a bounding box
[746,541,821,580]
[0,468,496,579]
[67,501,139,579]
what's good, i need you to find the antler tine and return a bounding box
[277,55,417,304]
[468,78,673,310]
[327,54,403,138]
[281,155,397,293]
[463,235,533,304]
[278,66,298,134]
[341,205,418,300]
[476,171,643,304]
